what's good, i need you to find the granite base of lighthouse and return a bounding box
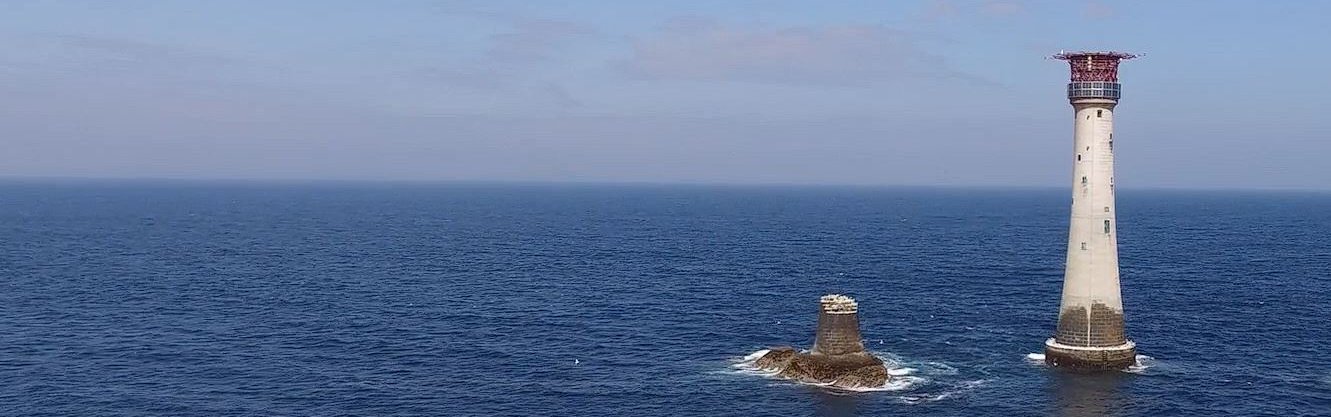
[1044,338,1136,371]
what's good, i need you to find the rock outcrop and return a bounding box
[753,346,797,370]
[753,295,888,389]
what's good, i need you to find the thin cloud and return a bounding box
[918,0,1025,21]
[982,0,1025,17]
[1084,1,1115,19]
[919,0,960,21]
[487,19,595,63]
[1,33,257,87]
[411,17,593,107]
[415,67,510,90]
[431,6,598,63]
[622,19,976,86]
[389,12,597,113]
[44,34,235,69]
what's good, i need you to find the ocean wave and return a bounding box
[739,349,770,363]
[1125,354,1156,374]
[728,350,782,377]
[1024,353,1047,365]
[888,367,917,376]
[898,379,987,404]
[921,361,959,375]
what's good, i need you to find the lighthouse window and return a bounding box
[1097,110,1103,117]
[1077,154,1081,161]
[1081,242,1087,250]
[1081,176,1087,184]
[1104,206,1110,212]
[1109,140,1113,150]
[1104,220,1111,233]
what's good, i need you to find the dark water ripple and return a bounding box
[1,182,1329,416]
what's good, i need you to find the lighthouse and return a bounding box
[1044,51,1138,370]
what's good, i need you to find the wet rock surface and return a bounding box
[755,349,888,389]
[753,346,797,370]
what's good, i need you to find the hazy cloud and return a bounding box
[31,34,239,79]
[487,19,594,63]
[49,34,232,65]
[920,0,960,21]
[1084,1,1115,19]
[415,66,510,91]
[431,6,597,63]
[0,32,361,127]
[623,20,965,85]
[401,16,592,111]
[981,1,1025,17]
[919,0,1024,21]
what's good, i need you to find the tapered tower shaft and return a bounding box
[1057,98,1124,346]
[812,294,864,356]
[1045,51,1138,370]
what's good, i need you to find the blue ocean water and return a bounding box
[1,181,1329,416]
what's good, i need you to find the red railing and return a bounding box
[1051,51,1138,82]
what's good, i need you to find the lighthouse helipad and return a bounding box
[1044,51,1139,370]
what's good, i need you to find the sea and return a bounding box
[1,180,1329,416]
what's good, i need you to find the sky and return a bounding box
[1,0,1328,189]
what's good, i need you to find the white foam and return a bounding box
[733,366,782,377]
[1124,354,1155,373]
[871,351,906,364]
[923,361,959,375]
[1024,352,1155,372]
[888,367,916,376]
[730,349,782,377]
[740,349,770,363]
[831,375,924,392]
[899,393,944,404]
[898,379,986,404]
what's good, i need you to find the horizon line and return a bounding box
[0,175,1327,193]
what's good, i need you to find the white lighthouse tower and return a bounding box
[1044,51,1139,370]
